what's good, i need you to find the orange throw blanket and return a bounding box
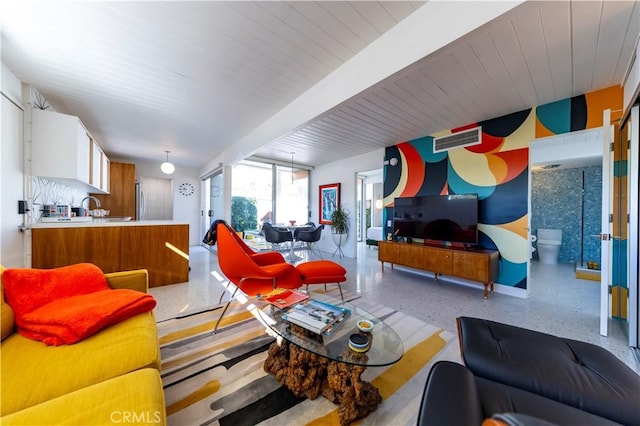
[2,263,156,346]
[2,263,110,318]
[17,289,156,346]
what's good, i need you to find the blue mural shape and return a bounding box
[419,158,449,195]
[480,109,531,137]
[384,146,402,196]
[479,169,529,225]
[537,98,571,134]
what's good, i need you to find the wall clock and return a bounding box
[178,182,195,196]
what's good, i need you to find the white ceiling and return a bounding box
[2,1,639,171]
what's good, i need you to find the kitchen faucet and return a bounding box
[81,196,101,209]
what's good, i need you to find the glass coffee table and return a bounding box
[256,297,404,424]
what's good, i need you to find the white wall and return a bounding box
[311,149,384,258]
[130,160,202,246]
[372,182,383,227]
[1,63,27,267]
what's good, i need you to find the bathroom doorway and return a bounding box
[355,168,383,256]
[530,162,602,274]
[529,123,612,336]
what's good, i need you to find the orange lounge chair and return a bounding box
[213,222,301,333]
[213,221,348,332]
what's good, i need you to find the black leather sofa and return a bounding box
[417,361,619,425]
[417,317,640,426]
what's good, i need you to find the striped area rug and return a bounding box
[158,288,460,425]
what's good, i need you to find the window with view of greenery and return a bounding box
[231,160,309,231]
[231,196,257,232]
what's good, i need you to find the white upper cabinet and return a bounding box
[101,153,110,193]
[89,139,110,193]
[31,109,109,194]
[76,124,91,184]
[90,140,101,188]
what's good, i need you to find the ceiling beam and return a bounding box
[204,0,524,174]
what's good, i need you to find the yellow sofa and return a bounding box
[0,266,166,425]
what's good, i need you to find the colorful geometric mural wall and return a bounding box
[383,85,624,292]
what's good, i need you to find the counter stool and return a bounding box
[296,260,347,301]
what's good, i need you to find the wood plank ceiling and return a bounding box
[259,0,640,165]
[1,1,638,169]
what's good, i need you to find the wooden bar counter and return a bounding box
[31,220,189,287]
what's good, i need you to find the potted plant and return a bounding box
[330,206,350,257]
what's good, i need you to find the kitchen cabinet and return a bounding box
[31,222,189,287]
[91,162,135,217]
[101,154,110,193]
[89,140,110,193]
[31,109,109,194]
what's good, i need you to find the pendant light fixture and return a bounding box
[160,150,175,175]
[290,152,295,184]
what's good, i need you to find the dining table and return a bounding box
[284,223,312,262]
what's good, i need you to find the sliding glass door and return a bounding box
[201,170,224,249]
[275,164,309,225]
[231,160,309,232]
[231,161,273,232]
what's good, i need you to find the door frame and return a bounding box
[600,110,613,336]
[201,167,224,250]
[625,105,639,347]
[528,125,609,336]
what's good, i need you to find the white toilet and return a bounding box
[536,229,562,264]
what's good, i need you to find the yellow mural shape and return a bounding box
[485,154,509,182]
[383,150,409,206]
[479,223,528,264]
[498,215,529,239]
[448,110,534,186]
[448,148,496,187]
[503,109,535,151]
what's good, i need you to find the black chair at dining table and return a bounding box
[262,222,293,252]
[292,222,314,238]
[294,224,324,259]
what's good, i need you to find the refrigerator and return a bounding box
[135,182,144,220]
[136,177,174,221]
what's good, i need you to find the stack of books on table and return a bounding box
[282,299,351,336]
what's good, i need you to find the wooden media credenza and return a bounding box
[378,241,499,299]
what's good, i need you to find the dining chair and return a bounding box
[214,222,301,333]
[292,223,314,238]
[295,224,324,259]
[228,224,287,266]
[262,222,294,252]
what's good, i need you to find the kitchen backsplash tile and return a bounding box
[32,177,87,220]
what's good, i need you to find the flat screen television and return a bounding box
[393,194,479,245]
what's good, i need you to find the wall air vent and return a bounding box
[433,127,482,153]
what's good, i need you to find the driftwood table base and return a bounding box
[263,341,382,425]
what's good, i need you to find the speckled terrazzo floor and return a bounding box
[150,243,639,374]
